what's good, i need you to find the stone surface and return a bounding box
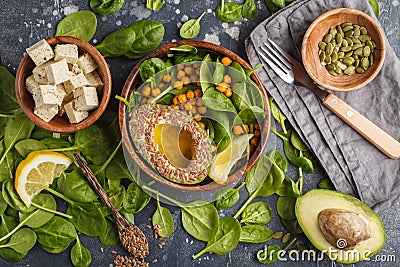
[0,0,398,266]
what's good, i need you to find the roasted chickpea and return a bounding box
[254,129,261,138]
[197,106,207,114]
[162,73,172,83]
[191,106,197,114]
[186,89,195,100]
[216,83,228,93]
[140,98,147,105]
[250,136,260,147]
[177,69,186,79]
[173,96,180,106]
[195,67,200,75]
[184,66,194,75]
[146,97,154,104]
[224,88,233,97]
[177,64,184,70]
[194,89,203,98]
[196,98,203,106]
[193,113,202,121]
[151,88,161,97]
[193,62,201,69]
[142,86,151,96]
[158,82,165,89]
[184,102,192,111]
[254,124,260,130]
[197,121,206,129]
[177,94,187,103]
[221,57,232,66]
[173,81,183,90]
[223,74,232,84]
[233,125,244,135]
[249,144,256,154]
[181,76,191,85]
[190,74,199,82]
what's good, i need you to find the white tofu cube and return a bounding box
[26,39,54,66]
[54,44,78,64]
[45,59,70,84]
[34,105,58,122]
[84,71,103,92]
[73,86,99,111]
[32,60,54,84]
[63,73,88,94]
[64,101,89,123]
[32,85,59,108]
[77,53,97,74]
[25,75,40,94]
[55,84,67,106]
[69,63,83,75]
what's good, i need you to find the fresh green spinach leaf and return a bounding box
[266,150,287,172]
[214,182,244,210]
[123,182,151,213]
[34,216,76,249]
[242,0,258,20]
[276,196,296,221]
[317,178,335,190]
[152,197,174,238]
[275,175,300,198]
[67,202,107,236]
[368,0,380,18]
[0,228,36,255]
[180,12,206,39]
[240,202,272,224]
[95,26,136,57]
[15,139,47,157]
[281,218,303,234]
[216,1,243,23]
[19,194,56,228]
[140,58,166,81]
[99,218,118,246]
[202,87,237,113]
[70,237,92,267]
[55,10,97,42]
[57,171,98,203]
[290,131,308,151]
[146,0,164,10]
[0,66,19,113]
[90,0,124,16]
[239,224,273,243]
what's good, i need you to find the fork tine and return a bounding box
[262,42,291,74]
[266,37,292,67]
[258,46,293,83]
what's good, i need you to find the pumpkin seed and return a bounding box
[363,46,371,57]
[342,25,354,32]
[345,37,353,46]
[324,55,331,64]
[359,34,371,42]
[356,67,365,74]
[341,39,348,47]
[319,51,326,62]
[352,43,363,50]
[336,25,343,36]
[272,231,283,239]
[337,51,345,58]
[335,68,343,75]
[325,43,333,55]
[366,40,374,50]
[340,46,352,52]
[331,51,338,62]
[354,47,363,55]
[352,37,361,44]
[369,54,374,66]
[354,59,360,68]
[342,57,355,66]
[345,51,353,57]
[329,27,337,36]
[341,22,352,27]
[326,63,336,71]
[344,30,354,38]
[354,27,361,38]
[335,33,343,45]
[282,233,291,244]
[323,33,332,43]
[344,65,356,75]
[337,61,347,70]
[360,26,368,35]
[319,42,327,50]
[361,58,369,69]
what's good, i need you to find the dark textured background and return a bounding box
[0,0,398,266]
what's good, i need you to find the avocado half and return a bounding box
[295,189,386,264]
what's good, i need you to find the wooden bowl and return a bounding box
[119,40,271,192]
[16,36,112,133]
[302,8,386,92]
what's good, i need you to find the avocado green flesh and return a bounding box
[295,189,386,264]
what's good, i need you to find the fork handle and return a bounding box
[322,94,400,159]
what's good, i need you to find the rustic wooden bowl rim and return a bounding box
[119,40,271,192]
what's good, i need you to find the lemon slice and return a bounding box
[15,151,73,207]
[209,134,253,184]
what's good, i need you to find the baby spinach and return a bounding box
[169,45,198,53]
[202,87,237,113]
[40,137,71,149]
[19,194,56,228]
[0,215,18,244]
[281,218,303,234]
[70,237,92,267]
[240,202,272,224]
[269,98,287,133]
[140,58,166,81]
[0,228,36,255]
[57,171,98,203]
[180,12,206,39]
[242,0,258,20]
[0,194,7,216]
[212,58,225,85]
[369,0,380,18]
[125,20,165,59]
[152,197,174,238]
[0,66,19,113]
[216,1,243,22]
[120,209,135,224]
[0,147,22,182]
[107,184,125,210]
[146,0,164,10]
[15,139,47,157]
[275,175,300,198]
[90,0,124,16]
[123,182,151,213]
[290,131,308,151]
[181,201,219,242]
[105,150,133,180]
[237,106,265,125]
[40,243,70,254]
[157,93,174,106]
[55,10,97,42]
[34,216,76,250]
[2,182,33,213]
[266,150,287,172]
[231,83,251,112]
[210,113,232,153]
[99,218,118,246]
[214,182,245,210]
[173,53,203,64]
[95,27,136,57]
[192,217,241,259]
[200,54,214,93]
[317,178,335,190]
[276,196,296,221]
[67,202,107,237]
[239,225,273,243]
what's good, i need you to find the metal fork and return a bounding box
[257,38,400,159]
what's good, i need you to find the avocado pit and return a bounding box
[318,208,370,250]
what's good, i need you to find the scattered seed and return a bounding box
[282,233,291,244]
[158,237,164,241]
[160,242,166,246]
[147,218,152,222]
[272,231,283,239]
[146,225,152,229]
[112,250,117,254]
[99,247,104,253]
[157,244,163,249]
[152,259,158,263]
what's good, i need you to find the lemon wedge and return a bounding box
[15,151,73,207]
[209,134,253,184]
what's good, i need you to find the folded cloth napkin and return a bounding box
[246,0,400,212]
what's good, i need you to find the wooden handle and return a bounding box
[323,94,400,159]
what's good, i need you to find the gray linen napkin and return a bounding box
[246,0,400,212]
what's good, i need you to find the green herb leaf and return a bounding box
[57,171,98,203]
[180,12,206,39]
[317,178,335,190]
[123,182,151,213]
[216,2,243,23]
[368,0,380,18]
[67,202,107,236]
[34,216,76,249]
[214,182,244,210]
[55,10,97,42]
[276,196,296,220]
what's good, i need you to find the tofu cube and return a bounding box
[45,59,70,84]
[32,85,59,108]
[64,101,89,123]
[84,71,103,92]
[34,105,58,122]
[63,73,88,94]
[69,63,83,75]
[26,39,54,66]
[55,84,67,105]
[54,44,78,64]
[25,75,40,94]
[32,60,54,84]
[77,53,97,74]
[73,86,98,111]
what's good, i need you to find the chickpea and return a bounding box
[158,82,165,89]
[249,144,256,154]
[177,64,184,70]
[184,102,193,111]
[223,74,232,84]
[177,94,187,103]
[194,89,203,98]
[195,67,200,75]
[142,86,151,96]
[195,81,201,86]
[162,74,172,83]
[224,88,233,98]
[221,57,232,66]
[250,136,260,147]
[243,124,249,133]
[193,62,201,69]
[191,106,197,114]
[190,74,199,83]
[193,113,202,121]
[186,89,195,100]
[196,98,203,106]
[233,125,244,135]
[197,121,206,129]
[146,97,154,104]
[140,98,147,105]
[173,81,183,90]
[151,88,161,97]
[184,66,194,75]
[181,76,191,85]
[173,96,180,106]
[254,129,261,138]
[216,83,228,93]
[254,124,260,130]
[177,70,186,79]
[189,99,196,105]
[197,106,207,114]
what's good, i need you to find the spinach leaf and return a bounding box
[40,137,72,149]
[0,193,7,216]
[317,178,335,190]
[2,182,34,213]
[181,201,219,242]
[202,87,237,113]
[212,57,225,85]
[231,82,251,112]
[120,209,135,224]
[152,197,174,238]
[125,20,165,59]
[99,218,118,246]
[169,45,198,53]
[19,194,56,228]
[266,150,287,172]
[269,97,287,133]
[90,0,124,16]
[40,243,70,254]
[368,0,380,18]
[239,225,273,243]
[281,218,303,234]
[210,112,232,153]
[0,228,36,254]
[140,58,166,81]
[105,150,132,180]
[123,182,151,213]
[55,10,97,42]
[240,202,272,224]
[156,93,174,106]
[276,196,296,220]
[0,66,19,113]
[236,106,265,125]
[214,182,244,210]
[275,175,300,198]
[107,185,125,210]
[0,146,22,182]
[146,0,164,10]
[199,55,214,93]
[242,0,258,20]
[67,202,107,236]
[15,139,47,157]
[34,216,76,249]
[0,214,18,244]
[192,217,241,259]
[95,26,136,57]
[71,237,92,267]
[57,171,98,203]
[180,12,206,39]
[216,1,243,23]
[290,130,308,151]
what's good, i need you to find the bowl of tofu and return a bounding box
[15,36,111,133]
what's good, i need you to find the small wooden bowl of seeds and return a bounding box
[16,36,112,133]
[302,8,386,92]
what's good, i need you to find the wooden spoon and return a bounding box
[73,153,149,259]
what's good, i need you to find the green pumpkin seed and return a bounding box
[359,34,371,42]
[345,37,353,46]
[360,26,367,35]
[352,37,361,44]
[342,57,355,66]
[331,50,338,62]
[366,40,374,50]
[324,54,332,64]
[354,27,361,38]
[340,46,352,52]
[335,68,343,75]
[341,39,348,47]
[319,42,327,50]
[336,25,343,35]
[361,58,369,69]
[319,51,326,62]
[345,51,353,57]
[369,54,374,66]
[344,66,356,75]
[341,22,352,27]
[272,231,283,239]
[337,51,345,58]
[337,61,347,70]
[335,33,343,45]
[354,47,363,55]
[354,59,360,67]
[325,43,333,55]
[329,27,337,36]
[323,33,332,43]
[363,46,371,57]
[342,25,354,32]
[352,43,363,50]
[282,233,291,244]
[344,30,354,38]
[326,63,336,71]
[356,67,365,73]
